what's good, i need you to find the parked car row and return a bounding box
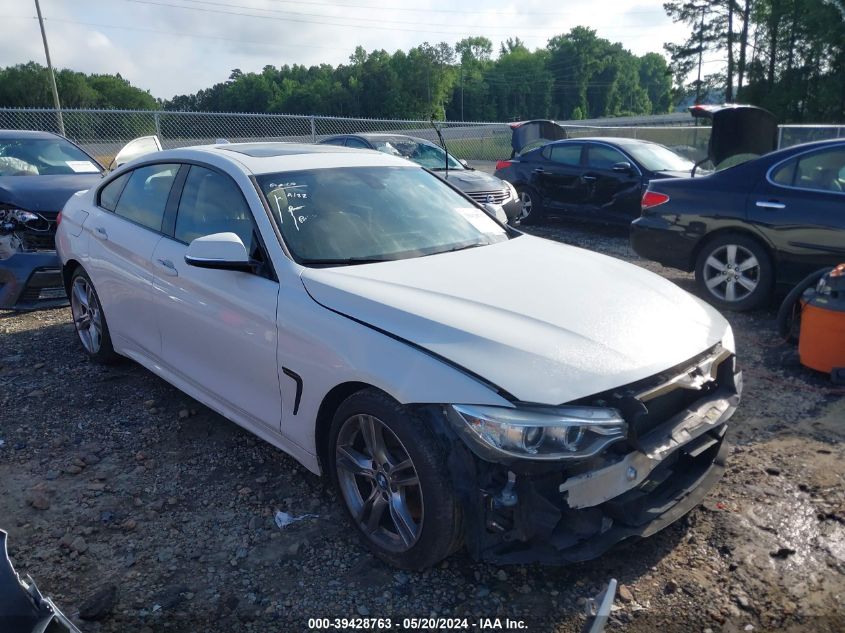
[7,105,835,568]
[491,108,845,312]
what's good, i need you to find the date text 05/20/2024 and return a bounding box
[307,617,529,630]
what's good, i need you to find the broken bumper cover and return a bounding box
[449,358,742,565]
[0,252,67,310]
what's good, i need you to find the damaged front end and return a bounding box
[431,344,741,564]
[0,206,66,310]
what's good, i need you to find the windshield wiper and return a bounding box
[299,257,393,266]
[424,242,486,257]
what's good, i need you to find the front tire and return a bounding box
[694,233,774,311]
[328,389,462,569]
[516,186,544,225]
[69,268,118,363]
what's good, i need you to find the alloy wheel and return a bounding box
[702,244,761,303]
[335,414,423,552]
[70,276,103,354]
[519,190,533,219]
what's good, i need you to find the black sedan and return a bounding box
[494,137,696,225]
[0,130,104,309]
[318,133,522,222]
[631,139,845,311]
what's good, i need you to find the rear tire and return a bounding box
[328,389,463,569]
[694,233,774,311]
[69,268,119,363]
[516,186,544,225]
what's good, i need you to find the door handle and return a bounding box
[756,200,786,209]
[582,175,597,182]
[93,226,108,240]
[533,167,545,174]
[155,258,178,276]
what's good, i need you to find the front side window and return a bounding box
[256,166,508,265]
[174,166,255,248]
[113,163,179,231]
[587,145,628,170]
[0,137,101,176]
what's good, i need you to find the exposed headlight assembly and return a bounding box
[450,404,627,461]
[0,206,50,232]
[504,180,517,201]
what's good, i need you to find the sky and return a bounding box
[0,0,700,100]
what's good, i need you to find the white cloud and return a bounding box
[0,0,694,99]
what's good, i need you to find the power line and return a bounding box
[124,0,672,38]
[40,16,351,52]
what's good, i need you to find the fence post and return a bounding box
[310,116,316,143]
[154,111,162,141]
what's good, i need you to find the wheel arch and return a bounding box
[689,227,776,279]
[314,381,378,475]
[62,259,83,296]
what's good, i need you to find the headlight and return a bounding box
[450,404,627,461]
[721,325,735,354]
[504,180,517,201]
[0,207,50,231]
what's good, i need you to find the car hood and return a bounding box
[0,174,102,213]
[300,235,729,404]
[435,169,508,193]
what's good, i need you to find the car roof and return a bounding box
[550,137,660,146]
[0,129,64,141]
[345,133,434,144]
[147,142,415,174]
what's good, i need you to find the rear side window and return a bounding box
[174,165,255,249]
[546,144,582,166]
[794,148,845,193]
[587,145,628,170]
[771,148,845,192]
[771,159,797,186]
[346,137,370,149]
[321,137,347,146]
[113,163,179,231]
[98,173,130,211]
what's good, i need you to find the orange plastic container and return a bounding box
[799,301,845,373]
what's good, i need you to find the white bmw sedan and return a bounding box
[56,143,741,569]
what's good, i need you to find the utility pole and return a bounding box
[460,64,464,121]
[34,0,64,136]
[695,5,705,105]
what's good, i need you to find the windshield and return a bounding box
[624,143,694,173]
[0,138,101,176]
[370,139,464,171]
[257,166,508,265]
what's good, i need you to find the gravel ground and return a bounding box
[2,220,844,633]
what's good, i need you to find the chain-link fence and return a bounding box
[0,108,841,167]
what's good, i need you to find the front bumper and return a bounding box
[0,252,68,310]
[440,354,742,565]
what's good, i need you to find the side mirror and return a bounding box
[185,232,253,272]
[459,158,471,169]
[612,161,634,173]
